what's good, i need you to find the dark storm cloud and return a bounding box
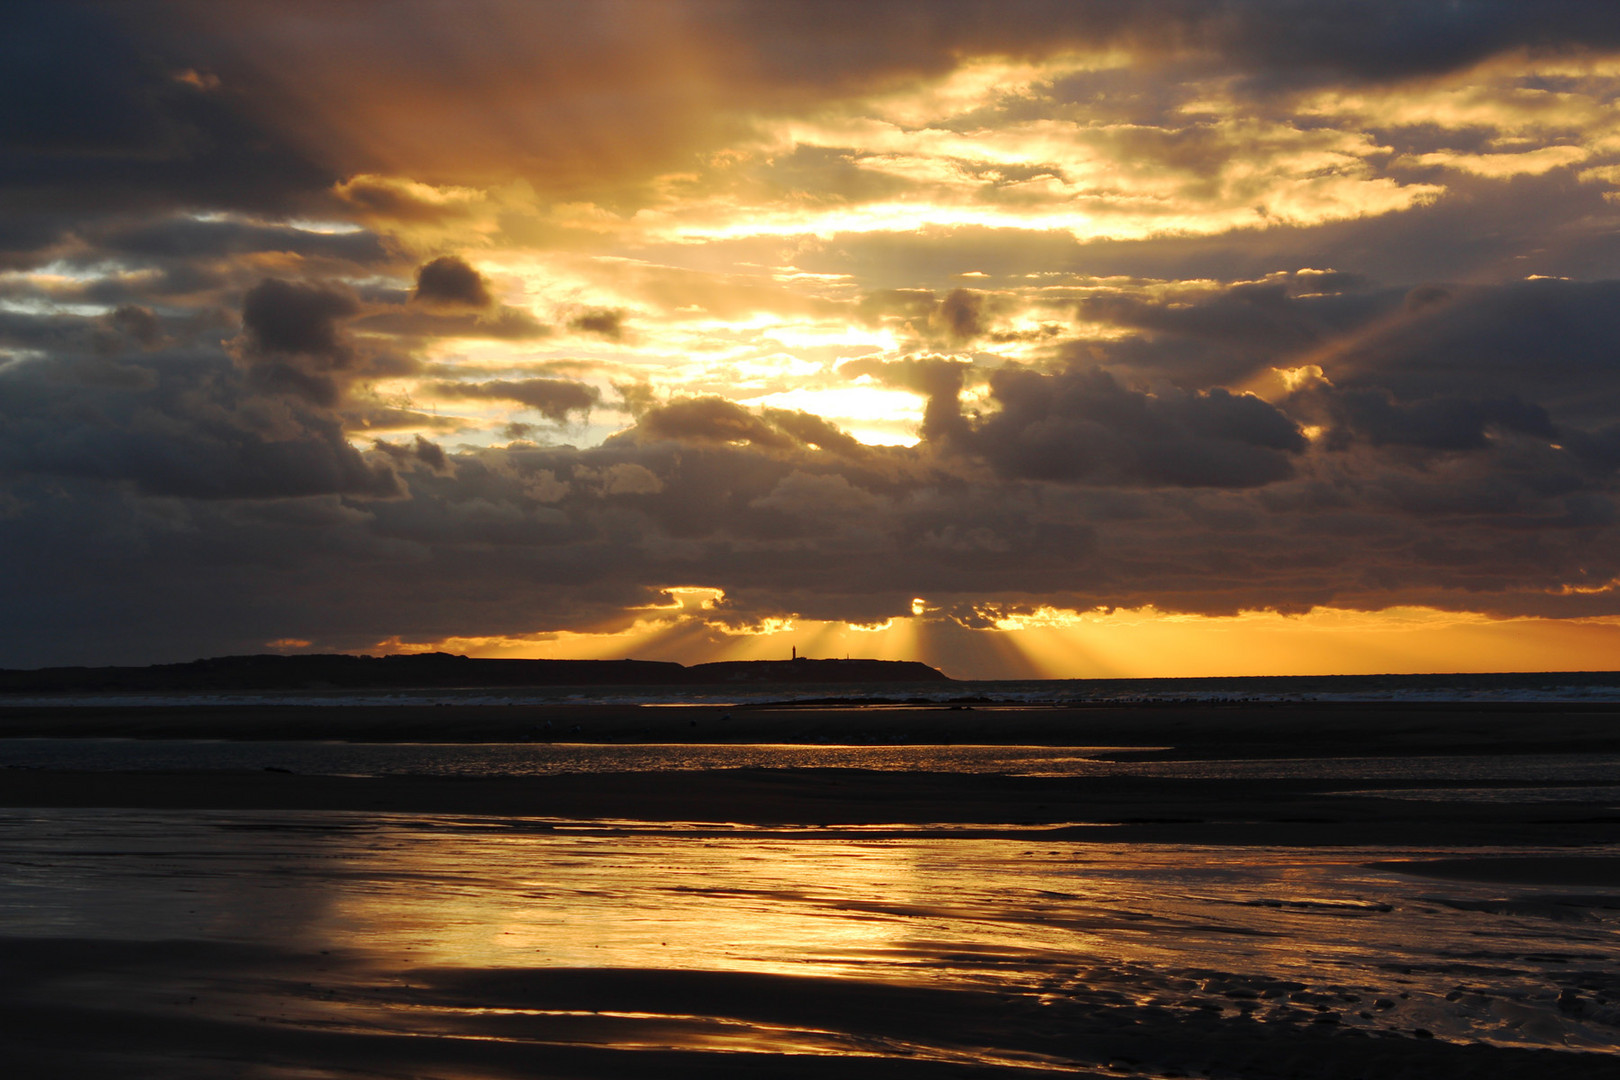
[355,306,552,342]
[839,355,976,443]
[956,367,1307,488]
[1080,277,1370,354]
[375,434,453,474]
[0,3,335,265]
[341,402,463,434]
[236,278,361,405]
[1076,277,1620,413]
[127,0,1620,209]
[332,176,474,224]
[413,256,494,310]
[95,305,168,355]
[240,279,358,359]
[430,379,599,421]
[231,277,428,405]
[618,399,891,487]
[631,397,797,450]
[1321,280,1620,424]
[2,1,1599,285]
[857,290,940,324]
[706,1,1620,95]
[855,288,1009,347]
[1315,388,1557,452]
[1202,1,1620,87]
[0,349,401,502]
[567,308,627,340]
[97,217,387,264]
[613,380,660,418]
[760,408,870,458]
[935,289,990,343]
[8,369,1620,667]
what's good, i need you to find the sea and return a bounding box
[7,668,1620,709]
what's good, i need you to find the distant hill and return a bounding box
[686,659,947,684]
[0,653,951,693]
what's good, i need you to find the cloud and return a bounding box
[95,216,387,264]
[0,2,334,267]
[760,407,871,457]
[334,175,492,225]
[235,278,364,405]
[956,366,1307,487]
[567,308,627,340]
[1315,387,1556,452]
[0,348,402,501]
[631,397,798,449]
[429,378,599,421]
[751,470,878,514]
[10,2,1620,668]
[6,368,1620,667]
[599,461,663,495]
[240,278,357,358]
[837,355,975,441]
[375,434,453,474]
[355,305,551,342]
[934,288,988,343]
[96,305,166,353]
[412,255,494,309]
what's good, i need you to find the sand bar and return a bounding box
[3,700,1620,755]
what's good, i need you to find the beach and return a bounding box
[2,701,1618,1077]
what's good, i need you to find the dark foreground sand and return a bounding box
[6,937,1616,1080]
[2,701,1617,1078]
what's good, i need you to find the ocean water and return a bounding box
[8,669,1620,708]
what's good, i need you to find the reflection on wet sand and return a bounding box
[2,809,1617,1078]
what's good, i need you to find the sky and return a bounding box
[7,1,1620,678]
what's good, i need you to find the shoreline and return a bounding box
[2,700,1618,758]
[4,701,1615,844]
[0,702,1613,777]
[3,766,1616,849]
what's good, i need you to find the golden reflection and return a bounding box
[14,807,1618,1071]
[328,831,942,980]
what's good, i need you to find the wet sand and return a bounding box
[4,699,1620,757]
[2,701,1617,1077]
[3,701,1618,847]
[2,765,1619,849]
[4,806,1619,1079]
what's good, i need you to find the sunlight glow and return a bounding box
[80,25,1620,682]
[377,602,1620,681]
